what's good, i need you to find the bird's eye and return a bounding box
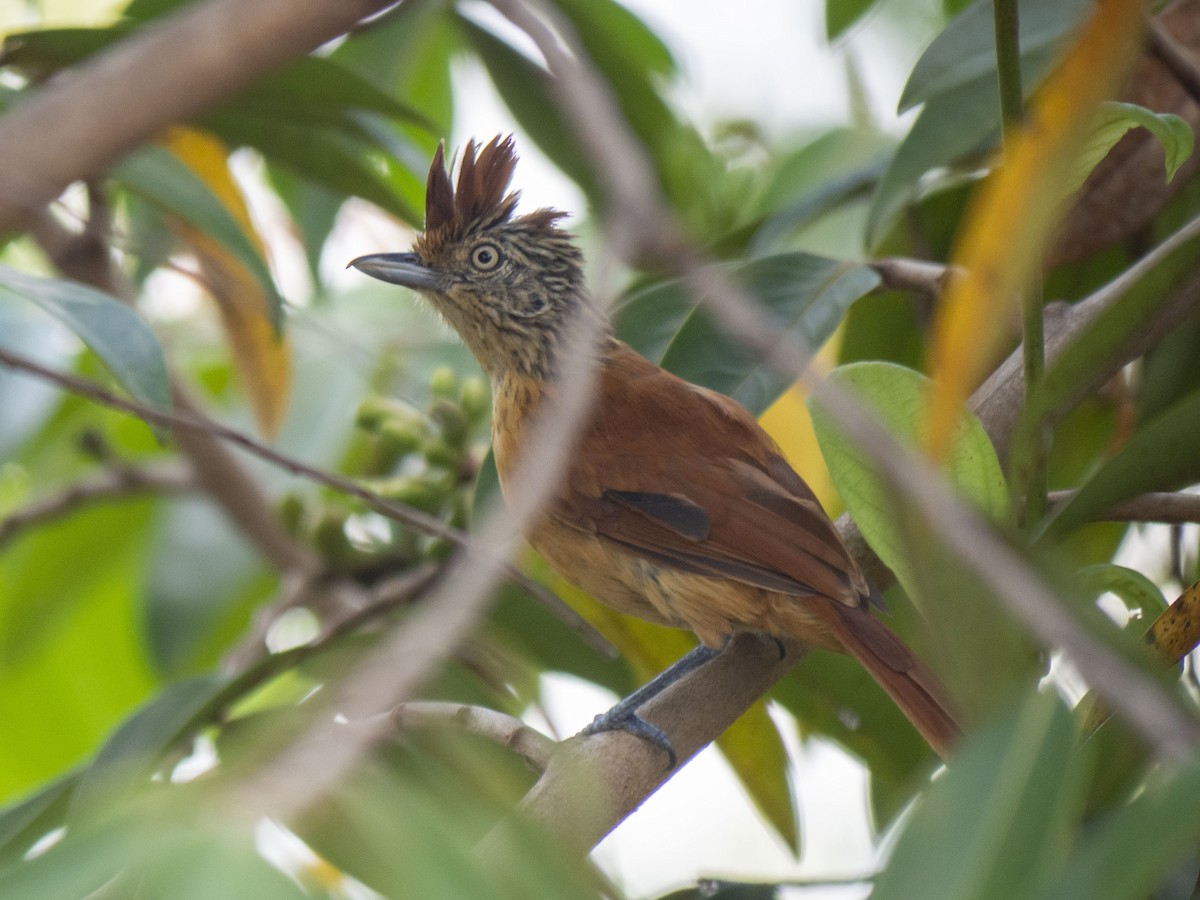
[471,243,502,271]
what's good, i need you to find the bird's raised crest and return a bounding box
[424,135,520,240]
[419,136,568,256]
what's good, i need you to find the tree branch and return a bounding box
[1048,490,1200,525]
[0,0,402,232]
[385,701,558,773]
[870,256,951,298]
[0,460,195,550]
[0,345,609,655]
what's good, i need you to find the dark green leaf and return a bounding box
[70,676,226,817]
[898,0,1091,113]
[0,266,170,411]
[205,112,422,225]
[460,19,596,198]
[867,0,1089,247]
[873,694,1087,900]
[826,0,881,40]
[616,253,881,414]
[113,145,285,327]
[553,0,675,76]
[1046,388,1200,539]
[1038,760,1200,900]
[0,772,79,864]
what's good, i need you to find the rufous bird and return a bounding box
[351,136,958,763]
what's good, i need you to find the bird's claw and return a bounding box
[582,708,678,769]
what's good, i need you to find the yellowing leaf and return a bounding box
[158,126,291,437]
[925,0,1146,459]
[759,330,843,515]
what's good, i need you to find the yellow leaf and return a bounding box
[1148,581,1200,666]
[760,333,843,514]
[925,0,1145,459]
[158,126,292,437]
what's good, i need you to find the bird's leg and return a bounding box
[582,640,727,768]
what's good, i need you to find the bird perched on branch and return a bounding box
[351,136,958,763]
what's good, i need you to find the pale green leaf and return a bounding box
[0,265,170,411]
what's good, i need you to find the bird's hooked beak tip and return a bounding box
[349,252,442,291]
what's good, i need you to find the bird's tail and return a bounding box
[818,602,959,759]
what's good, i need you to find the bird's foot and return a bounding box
[582,705,678,769]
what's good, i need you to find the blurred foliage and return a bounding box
[0,0,1199,896]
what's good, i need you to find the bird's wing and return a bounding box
[556,345,869,608]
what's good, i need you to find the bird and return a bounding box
[350,135,958,763]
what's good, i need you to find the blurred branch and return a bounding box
[0,0,402,232]
[385,701,557,772]
[0,460,195,550]
[0,345,608,654]
[477,635,802,859]
[870,257,951,298]
[972,213,1200,462]
[1048,490,1200,524]
[482,0,1200,854]
[1147,17,1200,107]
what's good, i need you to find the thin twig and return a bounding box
[385,701,557,772]
[870,256,951,298]
[0,461,196,550]
[1048,490,1200,525]
[0,345,611,656]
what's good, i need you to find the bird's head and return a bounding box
[351,136,601,380]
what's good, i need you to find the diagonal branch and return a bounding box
[0,460,195,551]
[0,345,608,655]
[0,0,402,231]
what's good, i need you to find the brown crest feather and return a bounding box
[422,135,521,241]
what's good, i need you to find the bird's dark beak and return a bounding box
[349,252,442,290]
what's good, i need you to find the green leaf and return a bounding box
[70,675,226,816]
[807,362,1009,593]
[873,693,1087,900]
[616,253,881,415]
[0,266,170,411]
[0,501,159,805]
[1067,101,1195,194]
[0,772,79,865]
[113,145,284,327]
[553,0,676,77]
[1010,220,1200,535]
[826,0,880,40]
[866,0,1090,247]
[206,112,422,226]
[1037,760,1200,900]
[898,0,1091,113]
[1074,564,1168,621]
[460,19,596,199]
[1045,387,1200,539]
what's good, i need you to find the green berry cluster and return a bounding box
[279,367,490,574]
